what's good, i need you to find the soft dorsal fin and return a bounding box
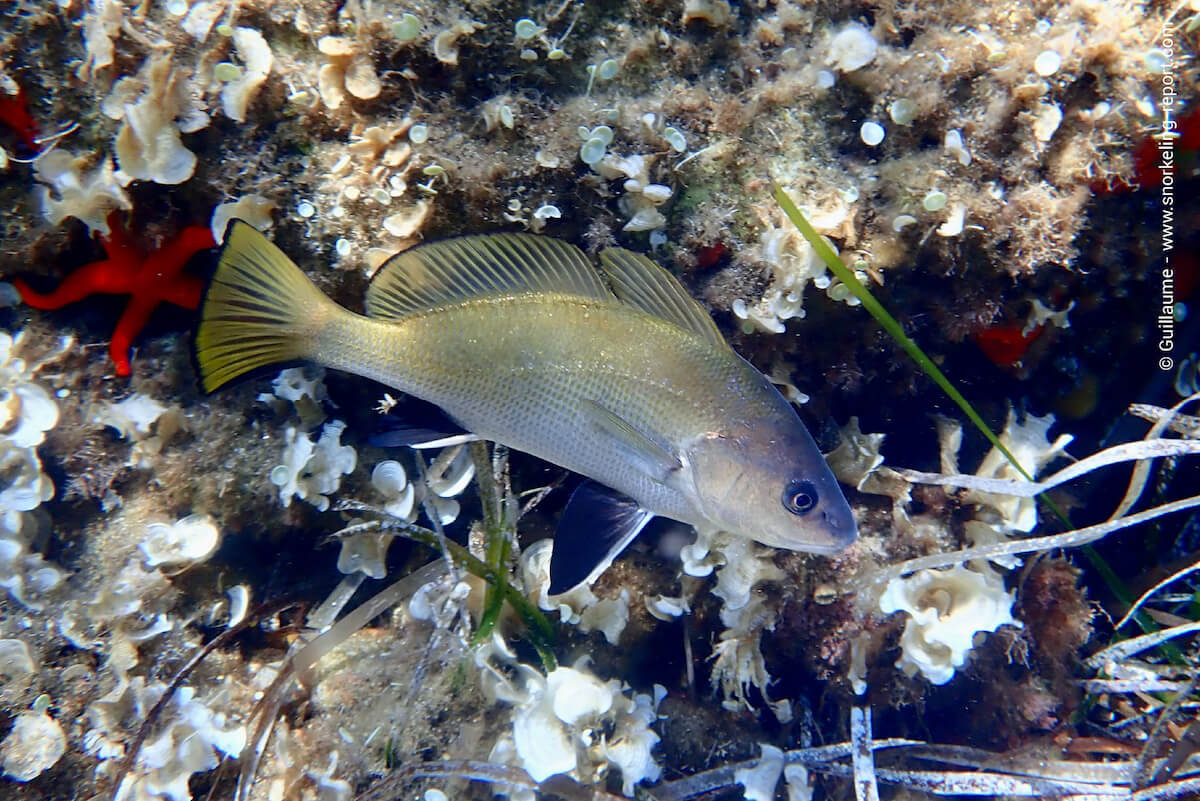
[365,233,612,320]
[597,247,726,346]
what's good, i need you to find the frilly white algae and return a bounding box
[1,708,67,782]
[879,563,1019,685]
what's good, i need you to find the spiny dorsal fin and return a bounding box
[365,233,612,319]
[598,247,726,347]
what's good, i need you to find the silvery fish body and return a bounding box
[196,226,856,590]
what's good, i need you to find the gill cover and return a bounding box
[685,410,857,555]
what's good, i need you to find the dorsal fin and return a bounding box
[365,233,612,319]
[598,247,726,346]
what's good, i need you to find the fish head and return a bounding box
[683,420,857,555]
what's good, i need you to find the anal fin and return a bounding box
[372,430,479,449]
[548,481,655,594]
[369,399,480,449]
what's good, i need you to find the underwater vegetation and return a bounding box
[1,1,1199,800]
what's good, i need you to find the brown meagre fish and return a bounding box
[194,223,856,591]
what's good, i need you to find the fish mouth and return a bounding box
[822,507,859,550]
[800,539,852,556]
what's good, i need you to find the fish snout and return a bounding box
[822,505,858,549]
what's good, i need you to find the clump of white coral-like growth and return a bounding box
[591,152,673,233]
[829,412,1062,684]
[925,410,1072,569]
[76,0,125,80]
[686,528,794,721]
[519,539,631,645]
[85,677,246,801]
[219,27,273,123]
[733,206,862,334]
[879,563,1020,685]
[478,634,663,797]
[139,514,221,568]
[257,366,328,428]
[210,193,275,244]
[826,416,913,529]
[335,459,417,578]
[337,448,477,578]
[93,392,188,470]
[1,706,67,782]
[964,409,1073,534]
[57,504,239,798]
[826,22,879,72]
[270,420,357,512]
[316,116,433,275]
[33,150,131,234]
[0,330,70,610]
[105,55,208,186]
[317,35,381,109]
[60,504,226,693]
[0,638,36,680]
[421,445,476,523]
[264,366,327,406]
[734,744,786,801]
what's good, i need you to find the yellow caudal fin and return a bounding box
[194,220,335,393]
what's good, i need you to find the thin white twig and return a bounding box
[860,494,1200,590]
[1085,621,1200,670]
[1115,559,1200,631]
[891,438,1200,498]
[851,705,879,801]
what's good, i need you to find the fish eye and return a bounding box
[782,479,818,515]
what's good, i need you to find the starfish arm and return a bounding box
[108,225,215,374]
[109,293,159,377]
[140,226,216,282]
[100,217,138,262]
[14,259,137,308]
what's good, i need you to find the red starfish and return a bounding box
[972,323,1043,369]
[0,85,40,153]
[15,211,216,376]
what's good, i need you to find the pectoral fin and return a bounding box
[581,399,682,483]
[548,481,655,594]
